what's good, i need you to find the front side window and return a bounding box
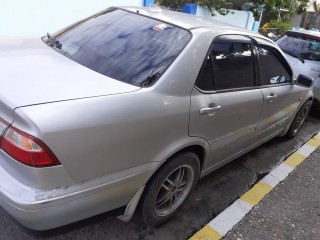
[256,44,291,86]
[44,8,191,87]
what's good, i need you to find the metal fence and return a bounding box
[258,28,280,37]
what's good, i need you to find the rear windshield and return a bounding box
[276,31,320,62]
[45,8,191,87]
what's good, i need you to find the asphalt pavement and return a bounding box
[224,147,320,240]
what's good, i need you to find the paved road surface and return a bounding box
[225,148,320,240]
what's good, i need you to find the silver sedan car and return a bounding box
[0,6,313,230]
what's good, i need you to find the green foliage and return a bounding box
[296,0,308,14]
[251,0,309,21]
[157,0,234,16]
[157,0,307,19]
[157,0,308,21]
[197,0,234,16]
[156,0,189,10]
[263,20,292,35]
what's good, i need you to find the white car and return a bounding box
[276,29,320,108]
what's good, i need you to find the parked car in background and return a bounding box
[0,5,314,230]
[276,29,320,108]
[267,32,280,41]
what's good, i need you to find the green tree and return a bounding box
[252,0,308,21]
[157,0,234,15]
[262,20,292,35]
[156,0,188,10]
[197,0,234,15]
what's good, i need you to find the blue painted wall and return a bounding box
[252,21,260,32]
[144,0,155,7]
[182,3,197,15]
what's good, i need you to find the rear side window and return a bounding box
[196,36,255,91]
[256,44,291,86]
[195,55,214,91]
[46,8,191,87]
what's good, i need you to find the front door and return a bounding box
[254,39,302,137]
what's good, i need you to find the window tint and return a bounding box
[256,45,291,86]
[195,55,214,91]
[47,8,191,87]
[212,42,255,90]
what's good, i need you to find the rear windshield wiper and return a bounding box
[46,33,62,49]
[281,48,305,63]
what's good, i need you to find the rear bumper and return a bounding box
[0,151,157,230]
[0,182,128,230]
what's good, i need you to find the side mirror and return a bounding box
[295,74,313,88]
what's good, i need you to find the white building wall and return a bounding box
[196,6,255,31]
[0,0,143,36]
[289,13,304,28]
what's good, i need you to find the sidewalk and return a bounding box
[224,147,320,240]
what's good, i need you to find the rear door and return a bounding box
[254,38,302,137]
[189,35,264,169]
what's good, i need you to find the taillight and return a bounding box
[0,124,61,167]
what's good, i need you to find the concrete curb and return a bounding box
[190,132,320,240]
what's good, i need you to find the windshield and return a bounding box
[276,31,320,62]
[44,8,191,87]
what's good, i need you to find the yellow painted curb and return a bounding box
[313,135,320,142]
[240,181,273,206]
[189,132,320,240]
[306,138,320,148]
[283,152,306,168]
[190,225,222,240]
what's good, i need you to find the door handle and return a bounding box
[266,93,277,102]
[200,105,221,115]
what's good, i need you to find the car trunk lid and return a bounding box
[0,37,140,111]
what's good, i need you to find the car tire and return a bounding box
[140,152,200,227]
[287,100,311,138]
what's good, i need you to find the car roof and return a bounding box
[121,6,249,31]
[288,29,320,37]
[118,6,273,44]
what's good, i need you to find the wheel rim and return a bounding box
[154,165,194,217]
[293,106,309,135]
